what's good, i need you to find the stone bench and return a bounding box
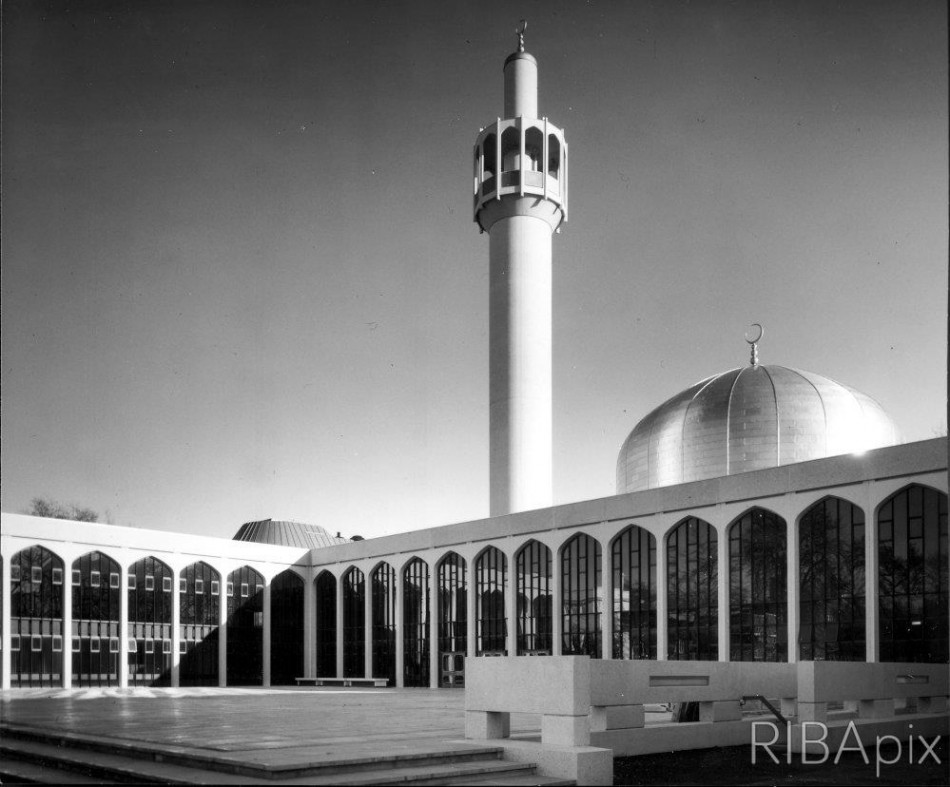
[295,677,389,687]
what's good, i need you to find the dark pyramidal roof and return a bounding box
[233,519,348,549]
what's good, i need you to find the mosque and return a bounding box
[1,29,946,698]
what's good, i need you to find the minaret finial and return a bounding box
[516,19,527,53]
[744,323,763,367]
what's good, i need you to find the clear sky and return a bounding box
[2,0,947,540]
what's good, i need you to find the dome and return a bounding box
[616,365,901,494]
[232,519,348,549]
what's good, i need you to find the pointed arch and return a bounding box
[179,561,220,686]
[342,566,366,678]
[475,546,506,657]
[271,569,304,685]
[10,545,64,687]
[877,484,948,663]
[610,524,657,659]
[437,552,467,686]
[226,565,264,685]
[666,516,718,661]
[128,555,173,686]
[72,550,122,686]
[315,570,337,678]
[371,561,397,685]
[560,533,602,658]
[798,496,866,661]
[728,507,787,662]
[516,540,552,655]
[402,557,430,687]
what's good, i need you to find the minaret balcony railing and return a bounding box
[472,117,568,222]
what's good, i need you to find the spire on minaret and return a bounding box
[516,19,527,53]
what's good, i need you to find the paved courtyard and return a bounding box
[1,686,542,766]
[2,687,947,785]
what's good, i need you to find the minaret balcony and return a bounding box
[472,117,568,225]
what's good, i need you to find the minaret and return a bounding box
[474,22,568,516]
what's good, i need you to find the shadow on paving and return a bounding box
[614,738,948,786]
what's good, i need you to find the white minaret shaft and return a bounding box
[473,33,568,516]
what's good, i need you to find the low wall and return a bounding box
[464,657,950,775]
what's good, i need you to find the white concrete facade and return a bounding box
[2,438,946,691]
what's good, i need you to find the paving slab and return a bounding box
[0,687,542,774]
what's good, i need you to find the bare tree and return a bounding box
[26,496,99,522]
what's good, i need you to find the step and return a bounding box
[0,757,111,784]
[1,724,508,780]
[0,737,548,786]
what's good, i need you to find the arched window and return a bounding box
[729,509,787,662]
[667,517,717,660]
[561,534,602,657]
[482,133,497,183]
[501,126,520,172]
[10,546,64,687]
[227,565,264,685]
[516,541,552,655]
[72,551,121,686]
[371,563,396,685]
[476,547,506,656]
[342,567,365,678]
[179,561,219,686]
[403,558,430,687]
[128,556,173,686]
[799,497,866,661]
[878,485,948,663]
[547,134,561,179]
[315,571,337,677]
[438,553,467,686]
[611,525,657,659]
[524,127,543,171]
[271,569,304,685]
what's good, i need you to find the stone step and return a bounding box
[0,757,111,784]
[0,728,564,786]
[0,724,508,780]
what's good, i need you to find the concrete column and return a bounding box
[551,548,562,655]
[786,513,799,663]
[717,524,729,661]
[506,553,517,656]
[655,536,667,661]
[218,576,227,687]
[335,574,344,678]
[262,582,271,687]
[119,567,129,688]
[395,569,405,687]
[364,570,374,678]
[1,554,12,689]
[601,542,613,660]
[170,570,180,687]
[62,577,73,688]
[865,481,879,662]
[428,565,439,688]
[466,566,477,658]
[488,217,553,516]
[303,572,315,678]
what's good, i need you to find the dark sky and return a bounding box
[2,0,947,538]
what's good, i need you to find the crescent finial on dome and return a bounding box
[745,323,763,367]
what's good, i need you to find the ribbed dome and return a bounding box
[233,519,348,549]
[616,365,901,494]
